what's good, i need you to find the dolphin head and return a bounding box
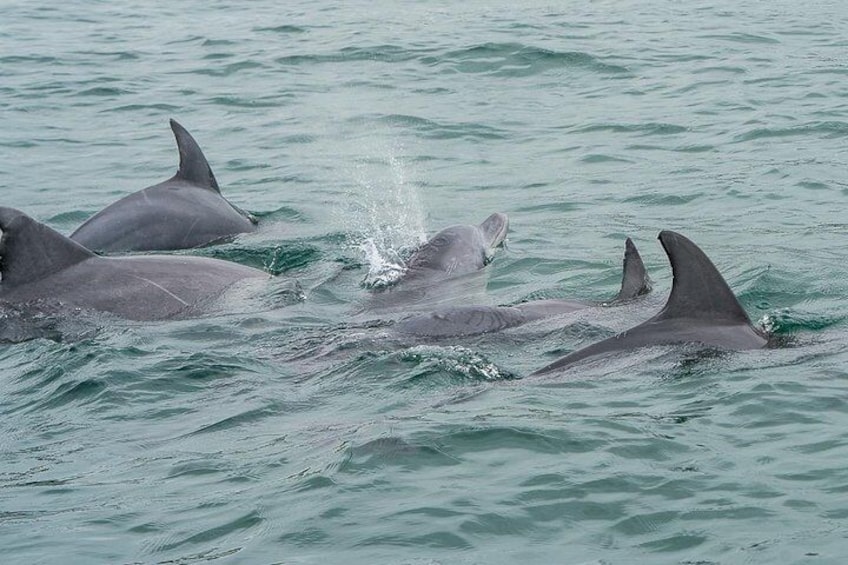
[478,212,509,259]
[405,213,509,276]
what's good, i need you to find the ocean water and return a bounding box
[2,1,848,563]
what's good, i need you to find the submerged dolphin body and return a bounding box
[366,213,509,312]
[1,207,268,321]
[70,119,257,252]
[395,237,651,337]
[532,231,768,375]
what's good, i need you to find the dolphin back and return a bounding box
[0,207,94,287]
[170,118,220,192]
[531,231,767,375]
[395,305,529,337]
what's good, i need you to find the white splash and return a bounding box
[338,135,428,288]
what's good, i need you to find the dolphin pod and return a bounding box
[0,207,267,321]
[2,118,775,374]
[531,231,768,375]
[394,237,651,338]
[70,119,257,253]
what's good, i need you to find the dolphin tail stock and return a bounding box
[614,237,652,301]
[0,207,95,287]
[169,118,221,193]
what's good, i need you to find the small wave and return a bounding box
[372,114,508,141]
[102,103,180,113]
[194,243,320,275]
[206,95,287,108]
[253,25,307,34]
[735,121,848,142]
[201,38,236,47]
[188,406,277,436]
[580,153,633,164]
[189,60,266,77]
[41,378,107,409]
[153,511,263,553]
[72,50,139,61]
[341,436,459,472]
[761,309,845,334]
[0,55,58,64]
[700,32,780,44]
[73,86,128,97]
[276,45,423,66]
[441,426,597,455]
[574,122,687,136]
[622,193,702,205]
[425,42,630,77]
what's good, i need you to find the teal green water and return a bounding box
[3,1,848,563]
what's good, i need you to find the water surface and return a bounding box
[2,1,848,563]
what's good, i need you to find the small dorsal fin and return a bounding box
[170,119,220,192]
[615,237,652,301]
[0,207,95,287]
[654,230,751,323]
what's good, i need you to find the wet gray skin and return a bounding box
[70,119,257,253]
[1,207,267,321]
[365,213,509,313]
[531,230,768,375]
[395,237,651,337]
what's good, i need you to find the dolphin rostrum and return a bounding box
[69,119,257,252]
[1,207,268,321]
[531,230,768,375]
[394,237,651,337]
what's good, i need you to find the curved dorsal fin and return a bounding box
[615,237,652,301]
[0,207,94,287]
[170,118,220,192]
[654,230,751,323]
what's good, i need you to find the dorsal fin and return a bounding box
[0,207,95,287]
[170,118,220,192]
[615,237,651,301]
[654,230,751,323]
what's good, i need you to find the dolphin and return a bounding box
[365,213,509,312]
[396,212,509,286]
[394,237,651,337]
[69,119,257,253]
[531,230,768,375]
[1,207,268,321]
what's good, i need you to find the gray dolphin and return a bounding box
[1,207,268,321]
[395,237,651,337]
[365,213,509,312]
[397,212,510,286]
[69,119,257,252]
[532,230,768,375]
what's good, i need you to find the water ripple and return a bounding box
[426,42,630,76]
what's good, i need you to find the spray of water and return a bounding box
[338,136,428,288]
